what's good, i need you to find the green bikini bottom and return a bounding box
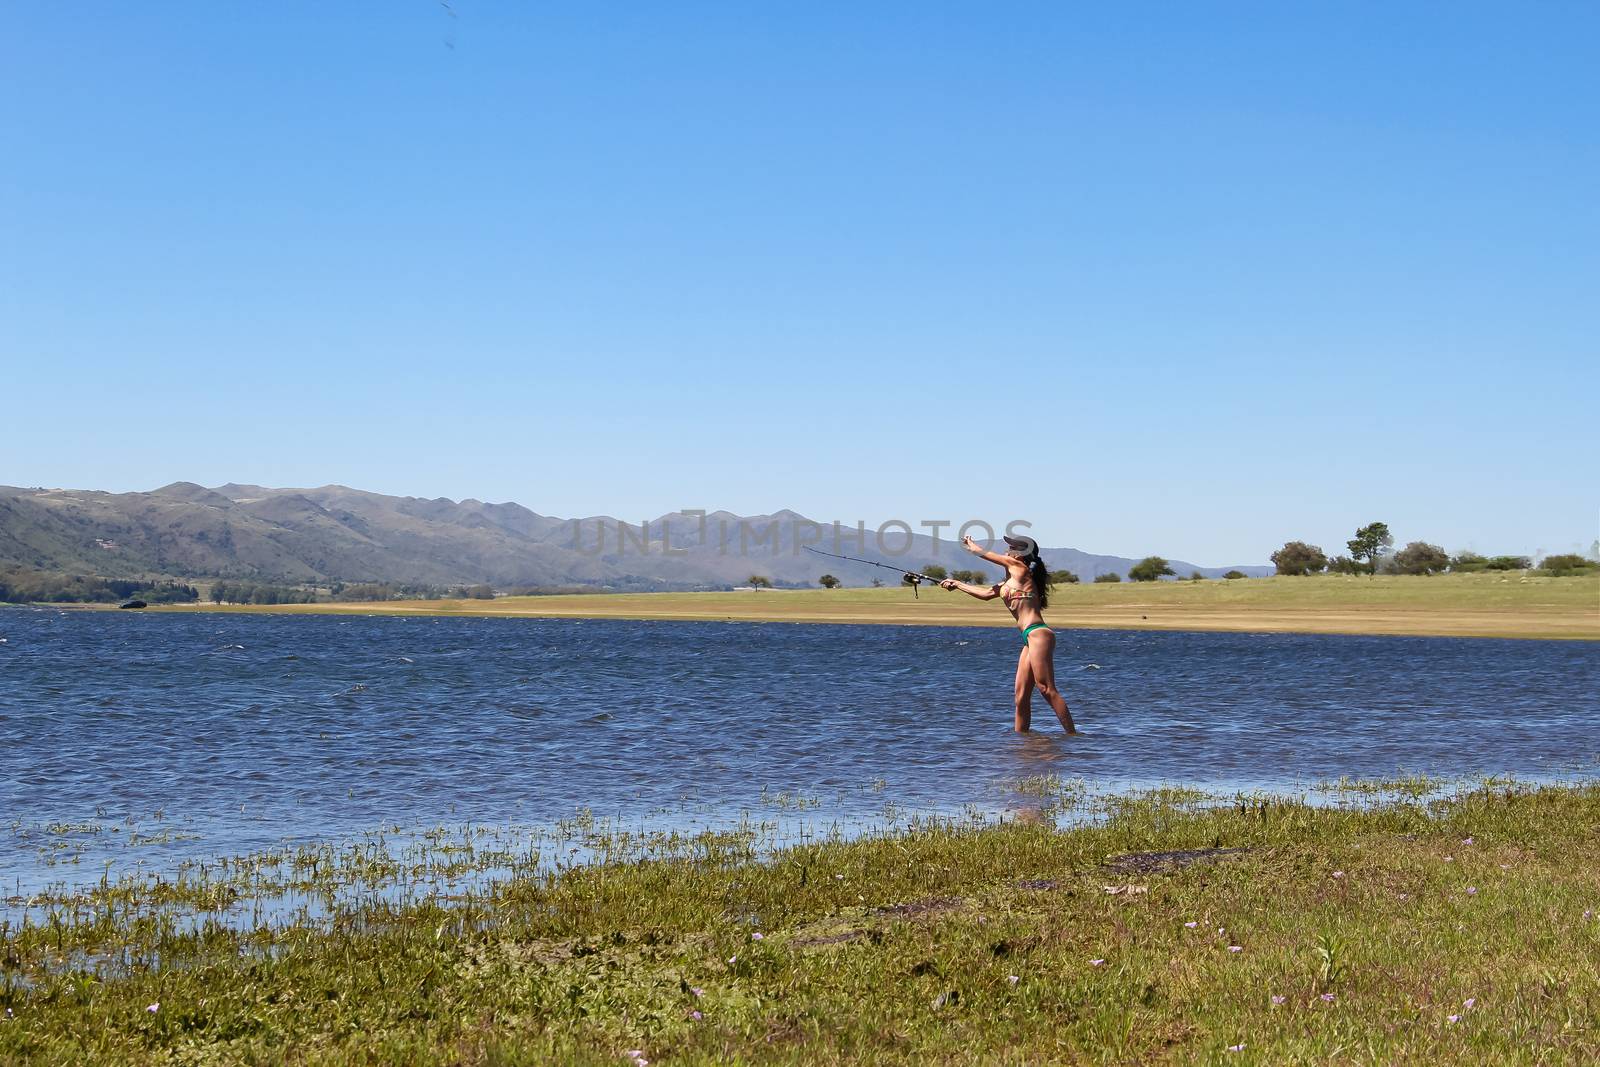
[1020,622,1052,645]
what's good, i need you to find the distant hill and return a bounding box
[0,482,1271,588]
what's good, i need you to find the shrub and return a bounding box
[1539,554,1596,576]
[1326,556,1363,575]
[1188,571,1206,581]
[818,574,841,589]
[1393,542,1450,575]
[1222,570,1247,580]
[1271,541,1328,576]
[1053,569,1080,584]
[1093,572,1122,583]
[1128,557,1175,582]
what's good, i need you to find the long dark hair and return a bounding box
[1015,553,1051,609]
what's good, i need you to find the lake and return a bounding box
[2,608,1596,899]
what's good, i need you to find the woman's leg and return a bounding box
[1013,644,1034,733]
[1027,630,1077,734]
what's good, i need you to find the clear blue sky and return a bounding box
[4,3,1596,565]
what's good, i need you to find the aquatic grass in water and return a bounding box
[3,779,1600,1063]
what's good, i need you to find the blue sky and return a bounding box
[4,3,1596,564]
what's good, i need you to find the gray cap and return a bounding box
[1002,534,1039,559]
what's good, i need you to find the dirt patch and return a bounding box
[791,897,964,948]
[791,930,868,947]
[1102,847,1250,875]
[875,896,963,919]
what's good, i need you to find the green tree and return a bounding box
[1393,542,1450,575]
[1128,556,1175,582]
[1270,541,1328,576]
[1093,572,1122,583]
[1188,571,1206,581]
[747,575,772,590]
[1347,522,1393,575]
[1223,570,1247,580]
[818,574,841,589]
[921,564,947,581]
[1053,568,1080,584]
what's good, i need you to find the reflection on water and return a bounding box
[1,608,1596,893]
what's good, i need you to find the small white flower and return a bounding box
[1007,974,1019,985]
[146,1002,159,1014]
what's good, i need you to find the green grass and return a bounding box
[154,571,1600,640]
[5,780,1600,1063]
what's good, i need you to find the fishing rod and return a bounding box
[803,546,947,597]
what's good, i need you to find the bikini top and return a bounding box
[1000,579,1036,607]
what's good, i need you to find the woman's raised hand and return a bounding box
[961,534,983,555]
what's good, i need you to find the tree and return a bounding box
[871,577,883,588]
[1347,522,1393,575]
[818,574,841,589]
[1093,572,1122,583]
[1271,541,1328,576]
[950,569,984,583]
[921,564,947,581]
[1128,556,1175,582]
[1188,571,1206,581]
[1392,542,1449,575]
[1539,553,1596,576]
[1223,570,1247,580]
[1327,555,1363,575]
[1053,568,1080,584]
[747,575,772,590]
[1485,555,1531,571]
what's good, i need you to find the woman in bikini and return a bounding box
[940,533,1077,734]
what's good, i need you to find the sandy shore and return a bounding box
[148,573,1600,640]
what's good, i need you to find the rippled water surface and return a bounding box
[2,608,1596,891]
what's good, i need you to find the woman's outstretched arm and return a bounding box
[940,579,1001,600]
[961,534,1028,573]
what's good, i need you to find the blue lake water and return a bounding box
[2,608,1596,896]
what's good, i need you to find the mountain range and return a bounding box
[0,482,1271,588]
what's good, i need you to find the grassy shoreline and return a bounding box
[141,572,1600,640]
[4,779,1599,1063]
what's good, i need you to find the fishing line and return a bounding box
[803,546,944,597]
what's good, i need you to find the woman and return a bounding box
[941,534,1077,734]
